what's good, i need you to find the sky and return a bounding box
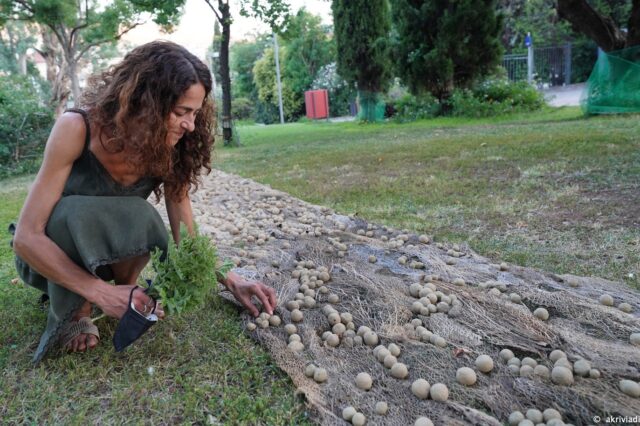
[122,0,333,61]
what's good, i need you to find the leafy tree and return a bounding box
[557,0,638,50]
[252,45,298,120]
[248,10,334,121]
[0,0,176,103]
[0,21,38,75]
[279,8,334,117]
[500,0,573,52]
[390,0,503,101]
[230,34,271,99]
[0,75,54,177]
[332,0,391,120]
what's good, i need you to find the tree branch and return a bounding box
[73,22,143,61]
[203,0,222,23]
[49,23,67,50]
[557,0,626,51]
[69,22,89,48]
[14,0,35,13]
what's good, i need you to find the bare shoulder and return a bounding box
[53,110,87,142]
[43,111,88,164]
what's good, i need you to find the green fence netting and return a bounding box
[357,90,386,122]
[581,45,640,114]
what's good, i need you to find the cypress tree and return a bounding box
[391,0,503,101]
[332,0,392,121]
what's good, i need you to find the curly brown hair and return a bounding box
[80,40,215,201]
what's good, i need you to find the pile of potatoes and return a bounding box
[405,318,448,348]
[478,280,509,298]
[286,260,338,318]
[372,344,408,378]
[304,363,328,383]
[498,348,603,385]
[407,279,461,317]
[342,402,390,425]
[327,236,348,257]
[410,379,449,402]
[507,407,571,426]
[247,312,282,331]
[320,306,361,348]
[451,354,494,387]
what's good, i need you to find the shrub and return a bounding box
[392,93,441,122]
[449,78,545,117]
[0,75,54,178]
[231,97,254,120]
[253,99,280,124]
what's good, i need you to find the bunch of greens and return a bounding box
[149,225,234,314]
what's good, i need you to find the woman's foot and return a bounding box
[63,301,99,352]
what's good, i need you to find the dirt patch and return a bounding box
[156,170,640,426]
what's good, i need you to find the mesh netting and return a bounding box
[357,91,386,122]
[157,170,640,425]
[581,46,640,114]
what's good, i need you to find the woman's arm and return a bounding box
[13,113,151,319]
[165,193,195,244]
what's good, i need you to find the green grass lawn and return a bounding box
[219,107,639,289]
[1,107,638,424]
[0,180,309,424]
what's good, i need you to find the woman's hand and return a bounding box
[94,283,165,319]
[224,271,277,317]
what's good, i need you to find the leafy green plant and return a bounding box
[449,78,545,117]
[392,93,441,122]
[0,75,54,178]
[231,96,254,120]
[149,225,234,314]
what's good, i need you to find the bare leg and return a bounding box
[110,253,150,285]
[66,253,150,352]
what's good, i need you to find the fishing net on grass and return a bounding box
[581,46,640,115]
[157,170,640,425]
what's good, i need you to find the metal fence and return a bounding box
[502,43,572,86]
[502,53,528,82]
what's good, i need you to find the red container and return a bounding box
[304,89,329,119]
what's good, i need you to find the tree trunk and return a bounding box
[41,31,59,84]
[557,0,627,51]
[218,0,235,146]
[40,30,69,117]
[52,66,70,117]
[67,55,81,104]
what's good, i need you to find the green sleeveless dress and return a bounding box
[13,109,169,363]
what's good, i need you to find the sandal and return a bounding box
[60,317,100,350]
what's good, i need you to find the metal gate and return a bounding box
[502,43,572,86]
